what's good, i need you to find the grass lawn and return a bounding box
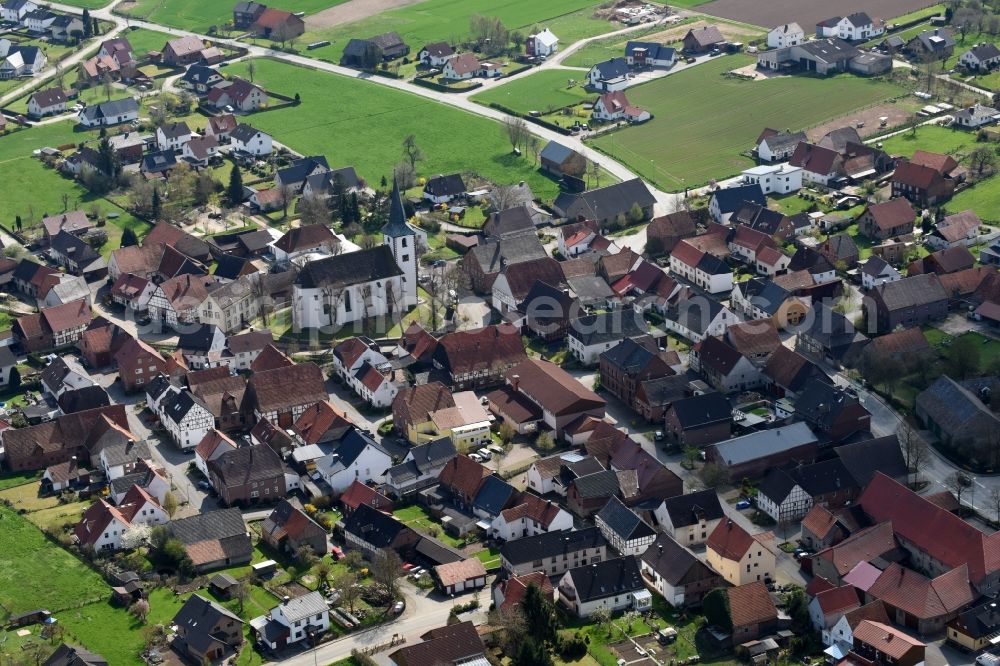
[472,68,594,115]
[473,547,501,569]
[0,504,108,616]
[297,0,612,63]
[0,470,39,491]
[121,27,179,57]
[889,3,945,23]
[119,0,346,34]
[588,55,907,191]
[560,18,705,68]
[879,124,979,158]
[393,504,465,548]
[947,173,1000,224]
[225,59,562,202]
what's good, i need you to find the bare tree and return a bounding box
[946,471,969,508]
[502,116,529,153]
[899,424,929,487]
[529,135,541,165]
[371,549,403,599]
[102,72,113,101]
[590,159,601,189]
[279,184,295,220]
[393,162,417,189]
[129,599,150,624]
[402,134,424,169]
[990,486,1000,524]
[298,192,330,226]
[490,184,520,212]
[246,59,256,83]
[333,572,360,613]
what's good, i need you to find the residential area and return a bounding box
[1,0,1000,666]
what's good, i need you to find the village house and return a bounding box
[756,129,807,163]
[527,28,559,57]
[654,487,725,547]
[707,422,819,480]
[723,582,780,643]
[14,299,92,352]
[915,376,1000,463]
[708,183,767,223]
[859,256,901,290]
[927,210,981,249]
[767,23,804,48]
[385,437,455,498]
[230,123,273,156]
[343,503,420,559]
[340,32,410,67]
[77,97,139,127]
[663,391,732,448]
[168,508,253,572]
[171,594,244,663]
[500,526,608,578]
[431,324,527,390]
[250,592,328,651]
[314,428,392,493]
[433,559,487,595]
[625,40,675,68]
[596,496,657,556]
[388,622,486,666]
[683,25,724,52]
[640,533,725,607]
[669,239,733,294]
[592,90,650,123]
[587,56,631,91]
[208,77,267,112]
[553,178,656,226]
[245,362,327,428]
[249,7,304,40]
[891,159,957,206]
[706,519,776,586]
[154,383,215,450]
[27,86,67,118]
[418,41,454,66]
[558,556,651,618]
[907,28,956,60]
[866,272,948,332]
[953,102,1000,128]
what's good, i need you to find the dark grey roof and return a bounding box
[51,230,101,265]
[591,57,630,80]
[637,374,690,406]
[912,28,955,51]
[844,11,873,26]
[333,428,390,468]
[696,252,729,276]
[93,436,148,468]
[276,155,329,186]
[343,503,410,548]
[757,468,800,504]
[759,131,807,154]
[794,377,865,432]
[658,488,724,528]
[0,344,18,368]
[566,275,615,303]
[297,245,403,289]
[230,123,266,144]
[624,41,675,61]
[382,179,412,238]
[305,166,360,196]
[860,255,891,276]
[158,121,190,139]
[413,534,464,565]
[399,437,456,473]
[486,206,535,238]
[472,475,517,517]
[915,376,999,438]
[209,444,284,487]
[540,140,580,165]
[80,97,138,122]
[420,42,454,58]
[668,392,731,429]
[597,496,655,541]
[43,643,109,666]
[145,374,175,402]
[565,555,644,602]
[160,389,202,425]
[55,380,108,413]
[640,533,718,586]
[172,594,243,650]
[874,273,948,311]
[796,302,857,348]
[467,231,547,274]
[178,323,226,352]
[798,38,859,62]
[834,435,906,487]
[170,508,249,546]
[599,336,661,375]
[568,307,648,346]
[711,184,766,214]
[499,527,606,565]
[213,254,254,280]
[969,43,1000,61]
[141,149,177,173]
[572,469,621,499]
[424,173,466,198]
[553,178,656,221]
[666,298,726,336]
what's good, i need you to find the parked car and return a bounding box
[735,499,752,510]
[654,430,664,442]
[393,601,405,614]
[330,545,345,560]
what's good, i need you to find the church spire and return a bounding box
[381,179,412,238]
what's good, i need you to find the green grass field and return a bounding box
[226,59,562,201]
[0,504,108,616]
[472,68,594,114]
[948,174,1000,223]
[588,55,908,191]
[120,27,178,57]
[879,124,979,157]
[297,0,613,63]
[49,0,109,7]
[119,0,346,34]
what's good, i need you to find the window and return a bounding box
[344,290,352,312]
[402,237,408,248]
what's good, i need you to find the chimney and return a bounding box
[283,595,290,604]
[512,374,520,392]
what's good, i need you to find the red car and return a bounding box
[402,562,415,571]
[330,546,345,560]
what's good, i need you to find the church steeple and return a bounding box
[381,179,413,238]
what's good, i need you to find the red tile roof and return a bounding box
[340,479,393,512]
[707,519,755,561]
[813,522,897,577]
[727,581,778,628]
[505,358,604,417]
[868,563,974,620]
[866,198,915,232]
[801,504,839,540]
[438,455,491,499]
[249,344,293,373]
[499,492,563,528]
[194,429,237,461]
[815,585,861,616]
[495,571,554,612]
[853,621,925,660]
[42,299,92,333]
[293,401,352,446]
[858,472,1000,585]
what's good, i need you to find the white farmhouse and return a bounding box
[230,123,272,156]
[767,23,804,48]
[741,163,803,195]
[157,385,215,450]
[314,429,393,493]
[250,592,329,650]
[595,497,657,556]
[529,28,559,57]
[558,556,651,618]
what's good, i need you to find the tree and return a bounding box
[14,215,21,231]
[969,145,997,176]
[683,446,700,468]
[402,134,424,169]
[393,162,417,189]
[279,184,295,220]
[247,59,256,83]
[97,136,122,181]
[948,334,981,379]
[151,186,161,221]
[102,72,113,101]
[702,588,732,632]
[946,471,969,508]
[333,571,360,612]
[529,135,541,165]
[82,8,92,38]
[899,425,929,487]
[121,524,152,550]
[498,421,515,444]
[193,172,217,206]
[227,164,244,207]
[488,606,526,656]
[234,575,251,615]
[503,116,529,153]
[296,544,317,569]
[344,549,365,571]
[371,549,403,598]
[627,201,645,225]
[299,192,330,226]
[315,559,333,586]
[591,607,612,636]
[129,599,150,624]
[92,17,99,36]
[589,159,600,189]
[513,637,552,666]
[117,225,138,248]
[522,583,558,644]
[535,430,554,451]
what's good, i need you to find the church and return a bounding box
[291,181,418,330]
